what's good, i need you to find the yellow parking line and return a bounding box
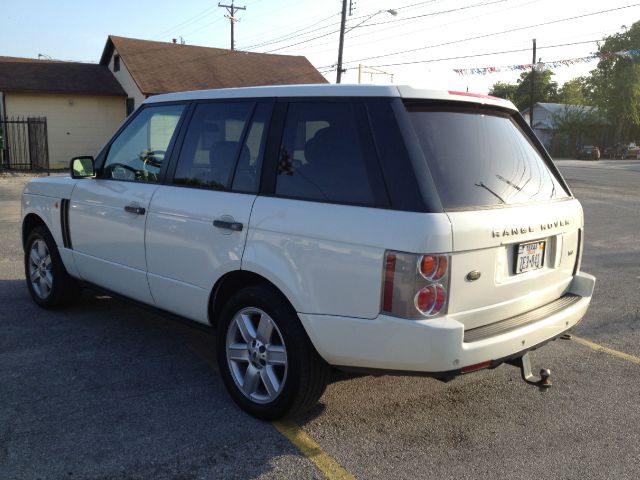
[572,336,640,365]
[187,342,356,479]
[273,420,356,480]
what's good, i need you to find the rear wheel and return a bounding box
[217,285,330,420]
[24,226,77,309]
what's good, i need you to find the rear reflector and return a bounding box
[461,360,492,373]
[382,252,396,312]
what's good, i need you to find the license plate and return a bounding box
[515,240,545,274]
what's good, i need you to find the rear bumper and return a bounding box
[299,272,595,373]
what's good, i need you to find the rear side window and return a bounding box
[173,102,253,190]
[406,105,569,209]
[275,102,387,207]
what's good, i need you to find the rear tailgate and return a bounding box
[402,97,582,330]
[446,199,582,329]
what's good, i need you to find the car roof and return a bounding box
[143,84,518,112]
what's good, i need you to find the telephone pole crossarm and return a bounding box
[218,1,246,51]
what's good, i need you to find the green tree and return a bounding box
[589,22,640,141]
[550,106,604,156]
[488,81,517,103]
[514,69,559,111]
[558,77,591,105]
[489,69,559,110]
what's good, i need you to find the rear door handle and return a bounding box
[124,205,146,215]
[213,219,243,231]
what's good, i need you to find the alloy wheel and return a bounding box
[225,307,288,404]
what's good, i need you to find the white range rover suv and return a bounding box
[21,85,595,419]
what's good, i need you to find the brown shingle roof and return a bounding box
[0,56,126,96]
[100,36,327,95]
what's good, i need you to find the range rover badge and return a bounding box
[466,270,481,282]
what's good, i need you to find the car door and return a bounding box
[144,101,272,323]
[69,103,187,304]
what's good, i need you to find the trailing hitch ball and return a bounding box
[507,352,552,388]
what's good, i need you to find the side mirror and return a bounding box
[70,156,95,179]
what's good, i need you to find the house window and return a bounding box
[114,54,120,72]
[126,98,135,116]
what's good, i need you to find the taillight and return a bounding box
[419,255,447,281]
[381,250,450,319]
[415,284,446,316]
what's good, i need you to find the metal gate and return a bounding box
[0,117,50,171]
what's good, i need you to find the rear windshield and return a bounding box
[406,105,569,210]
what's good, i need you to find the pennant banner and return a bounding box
[453,50,640,76]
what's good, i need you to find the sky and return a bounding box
[1,0,639,94]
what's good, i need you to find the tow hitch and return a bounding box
[507,352,552,388]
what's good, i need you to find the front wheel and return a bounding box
[24,226,77,309]
[216,285,330,420]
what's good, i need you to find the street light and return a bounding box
[336,7,398,83]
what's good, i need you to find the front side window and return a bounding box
[102,104,185,183]
[406,105,570,209]
[275,102,385,206]
[172,102,253,190]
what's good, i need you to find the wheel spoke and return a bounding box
[30,248,40,265]
[228,343,250,362]
[42,272,53,289]
[266,345,286,366]
[242,364,260,395]
[36,240,46,257]
[30,270,40,283]
[256,315,274,344]
[235,313,257,343]
[260,366,280,398]
[43,256,52,269]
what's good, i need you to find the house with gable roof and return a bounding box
[0,36,326,168]
[100,35,327,116]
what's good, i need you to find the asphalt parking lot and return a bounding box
[1,161,639,480]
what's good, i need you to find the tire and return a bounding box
[24,225,78,309]
[216,285,330,420]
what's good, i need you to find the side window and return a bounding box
[232,102,271,193]
[172,102,253,190]
[102,104,185,183]
[275,102,385,206]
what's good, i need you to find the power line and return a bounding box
[240,0,440,50]
[358,39,613,69]
[154,6,218,39]
[239,12,340,50]
[339,3,640,68]
[260,0,510,54]
[353,0,507,28]
[282,0,539,57]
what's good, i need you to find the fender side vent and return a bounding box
[60,198,72,249]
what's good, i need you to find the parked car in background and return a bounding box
[577,145,600,160]
[623,142,640,159]
[21,85,595,419]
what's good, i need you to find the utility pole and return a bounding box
[218,1,246,51]
[336,0,348,83]
[529,38,536,127]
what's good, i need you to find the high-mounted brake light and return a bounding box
[382,251,450,319]
[448,90,501,101]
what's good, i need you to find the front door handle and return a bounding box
[124,205,146,215]
[213,219,243,231]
